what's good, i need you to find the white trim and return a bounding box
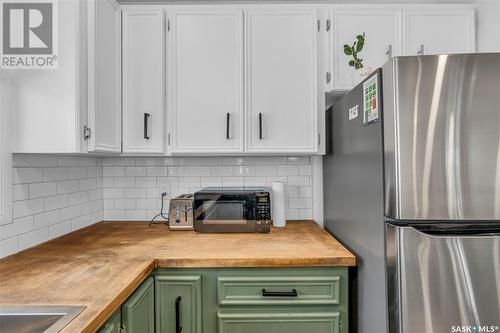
[0,77,12,226]
[311,155,323,226]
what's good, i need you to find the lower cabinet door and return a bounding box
[122,276,155,333]
[217,312,340,333]
[97,308,121,333]
[155,275,202,333]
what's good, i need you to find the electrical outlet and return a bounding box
[159,186,170,198]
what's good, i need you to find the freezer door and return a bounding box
[383,53,500,220]
[387,223,500,333]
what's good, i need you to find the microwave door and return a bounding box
[203,201,246,224]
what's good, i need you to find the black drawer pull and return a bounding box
[175,296,182,333]
[262,289,298,297]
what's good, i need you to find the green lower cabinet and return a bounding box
[155,275,203,333]
[97,308,121,333]
[155,267,348,333]
[122,276,155,333]
[98,268,349,333]
[217,311,340,333]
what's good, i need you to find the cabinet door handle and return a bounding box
[386,44,392,60]
[417,44,424,55]
[226,113,230,140]
[175,296,182,333]
[262,289,298,297]
[258,113,263,140]
[144,113,150,140]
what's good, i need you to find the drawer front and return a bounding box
[218,311,340,333]
[217,276,340,306]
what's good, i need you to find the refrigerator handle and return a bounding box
[410,224,500,237]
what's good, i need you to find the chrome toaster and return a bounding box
[168,194,194,230]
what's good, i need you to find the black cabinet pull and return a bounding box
[226,113,230,139]
[175,296,182,333]
[144,113,150,140]
[262,289,298,297]
[258,113,263,140]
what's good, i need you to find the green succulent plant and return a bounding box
[343,33,365,70]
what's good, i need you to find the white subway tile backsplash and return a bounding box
[13,198,44,218]
[69,191,89,205]
[103,167,124,177]
[48,222,71,239]
[234,166,256,177]
[34,210,61,229]
[68,167,88,179]
[44,194,69,211]
[12,184,29,201]
[125,188,147,199]
[44,167,68,182]
[211,166,233,177]
[189,166,212,176]
[6,154,315,257]
[0,237,19,257]
[0,216,34,240]
[5,154,105,258]
[57,180,80,194]
[29,182,57,199]
[18,227,49,250]
[289,197,312,209]
[277,166,299,176]
[147,166,169,177]
[125,166,146,177]
[14,168,44,184]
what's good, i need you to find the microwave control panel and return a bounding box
[255,192,272,232]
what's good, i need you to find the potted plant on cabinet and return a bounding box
[344,33,373,84]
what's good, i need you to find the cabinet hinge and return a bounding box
[326,19,331,31]
[119,324,126,333]
[167,19,170,32]
[317,20,320,32]
[326,72,331,84]
[83,125,91,140]
[339,319,343,330]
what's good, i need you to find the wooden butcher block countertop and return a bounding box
[0,220,355,333]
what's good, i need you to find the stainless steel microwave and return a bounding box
[193,187,272,233]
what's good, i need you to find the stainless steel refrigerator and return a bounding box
[324,53,500,333]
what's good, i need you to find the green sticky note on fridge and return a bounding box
[363,73,379,125]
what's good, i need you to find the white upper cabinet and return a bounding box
[245,8,319,153]
[331,8,402,90]
[170,9,244,154]
[87,0,122,153]
[122,10,165,154]
[404,8,475,55]
[9,0,87,153]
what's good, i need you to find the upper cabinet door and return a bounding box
[404,8,475,55]
[331,8,402,90]
[123,10,165,154]
[87,0,122,153]
[245,8,319,154]
[170,9,244,154]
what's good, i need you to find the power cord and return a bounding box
[149,192,169,226]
